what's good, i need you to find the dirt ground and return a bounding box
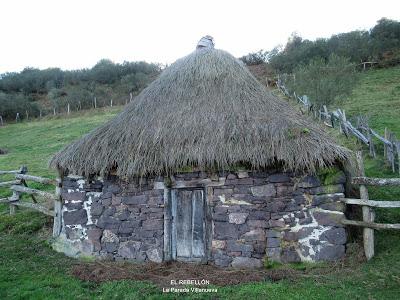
[72,243,365,288]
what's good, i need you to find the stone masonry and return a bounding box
[55,167,347,268]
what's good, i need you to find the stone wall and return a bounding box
[56,175,164,263]
[54,168,347,268]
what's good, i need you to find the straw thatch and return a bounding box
[50,48,350,178]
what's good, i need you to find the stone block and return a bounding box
[63,209,88,225]
[321,227,346,245]
[320,202,346,212]
[281,249,301,263]
[313,211,344,227]
[251,184,276,197]
[146,248,163,263]
[242,229,266,241]
[90,202,104,216]
[142,219,163,230]
[118,241,142,259]
[269,219,285,228]
[266,229,280,238]
[312,193,343,206]
[253,241,266,254]
[213,188,234,196]
[237,171,249,178]
[266,238,280,248]
[266,247,281,262]
[226,241,253,252]
[231,257,262,268]
[101,229,119,243]
[316,244,345,261]
[298,176,320,188]
[248,220,269,228]
[248,210,270,220]
[268,173,291,183]
[212,240,227,249]
[213,212,228,222]
[229,213,248,224]
[62,191,86,202]
[122,195,147,205]
[214,222,238,239]
[104,242,117,253]
[87,228,102,241]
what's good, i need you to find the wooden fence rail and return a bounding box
[0,167,62,237]
[339,151,400,260]
[276,79,400,174]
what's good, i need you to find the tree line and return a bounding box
[241,18,400,73]
[0,59,161,120]
[240,18,399,108]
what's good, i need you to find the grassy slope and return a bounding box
[0,67,400,299]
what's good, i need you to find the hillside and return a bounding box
[0,67,400,299]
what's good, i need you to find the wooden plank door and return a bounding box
[171,189,206,262]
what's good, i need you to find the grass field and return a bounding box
[0,67,400,299]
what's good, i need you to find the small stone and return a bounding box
[146,248,163,263]
[213,212,228,222]
[299,217,313,225]
[231,257,262,268]
[101,229,119,243]
[229,213,248,224]
[212,240,227,249]
[112,195,122,206]
[251,184,276,197]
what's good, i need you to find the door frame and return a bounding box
[163,186,212,263]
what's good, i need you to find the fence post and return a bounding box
[9,190,20,215]
[67,103,70,115]
[384,128,388,159]
[356,151,375,260]
[0,115,3,126]
[53,176,63,237]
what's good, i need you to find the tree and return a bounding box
[288,54,358,107]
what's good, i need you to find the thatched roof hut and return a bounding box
[52,38,350,267]
[50,44,349,178]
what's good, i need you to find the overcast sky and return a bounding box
[0,0,399,73]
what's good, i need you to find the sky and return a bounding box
[0,0,399,73]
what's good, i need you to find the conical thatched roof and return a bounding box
[50,47,350,178]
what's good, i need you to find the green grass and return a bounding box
[1,68,400,299]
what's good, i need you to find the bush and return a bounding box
[285,54,358,107]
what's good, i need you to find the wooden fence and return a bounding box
[0,167,62,237]
[340,151,400,260]
[276,80,400,174]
